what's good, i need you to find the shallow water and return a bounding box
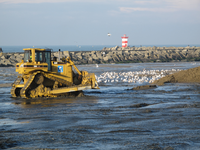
[0,62,200,149]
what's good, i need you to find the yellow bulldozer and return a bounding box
[11,48,99,98]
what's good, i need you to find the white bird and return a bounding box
[96,68,178,85]
[107,33,111,37]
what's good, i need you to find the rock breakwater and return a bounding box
[0,46,200,67]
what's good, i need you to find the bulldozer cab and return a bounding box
[23,48,52,71]
[24,50,31,62]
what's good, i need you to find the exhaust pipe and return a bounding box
[58,49,60,61]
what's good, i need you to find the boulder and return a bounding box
[9,55,16,60]
[63,51,70,57]
[81,59,88,64]
[103,56,109,61]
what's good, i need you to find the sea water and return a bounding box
[1,44,200,53]
[1,62,200,149]
[0,45,116,53]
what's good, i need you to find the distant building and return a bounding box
[121,34,128,48]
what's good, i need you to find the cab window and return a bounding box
[35,51,45,62]
[24,50,31,62]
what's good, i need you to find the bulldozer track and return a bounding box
[20,73,37,98]
[11,71,97,98]
[15,71,73,98]
[10,76,23,97]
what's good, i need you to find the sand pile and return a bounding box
[152,66,200,85]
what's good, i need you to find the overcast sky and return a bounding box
[0,0,200,46]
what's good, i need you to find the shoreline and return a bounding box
[0,46,200,67]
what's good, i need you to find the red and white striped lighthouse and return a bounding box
[121,34,128,48]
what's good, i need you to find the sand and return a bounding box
[153,66,200,85]
[0,83,12,88]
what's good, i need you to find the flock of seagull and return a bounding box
[95,69,181,84]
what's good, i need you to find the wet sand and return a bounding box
[0,83,11,88]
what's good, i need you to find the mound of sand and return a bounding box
[152,66,200,86]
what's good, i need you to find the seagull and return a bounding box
[107,33,111,37]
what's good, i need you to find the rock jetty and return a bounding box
[0,46,200,67]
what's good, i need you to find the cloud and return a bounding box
[0,0,81,3]
[134,0,159,5]
[0,0,111,3]
[119,7,175,13]
[1,0,199,13]
[166,0,200,10]
[119,0,200,13]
